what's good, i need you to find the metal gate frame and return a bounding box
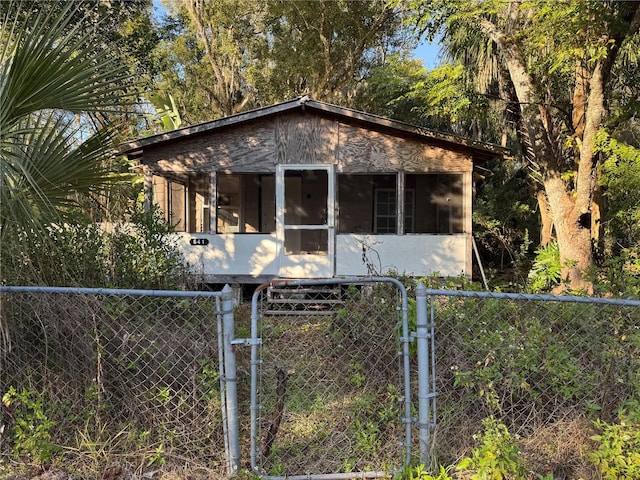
[246,277,435,479]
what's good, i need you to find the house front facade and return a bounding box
[122,97,502,284]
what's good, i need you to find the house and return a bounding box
[121,96,502,285]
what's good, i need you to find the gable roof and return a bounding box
[121,96,506,160]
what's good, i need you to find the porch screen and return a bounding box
[152,174,210,233]
[337,173,463,234]
[407,174,463,234]
[216,174,275,234]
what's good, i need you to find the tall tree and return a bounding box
[402,0,640,292]
[254,0,407,105]
[155,0,412,122]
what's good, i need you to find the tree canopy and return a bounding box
[153,0,415,122]
[401,0,640,292]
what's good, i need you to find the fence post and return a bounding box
[415,282,431,466]
[222,284,240,475]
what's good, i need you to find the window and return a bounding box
[216,174,275,234]
[337,173,463,235]
[153,174,209,233]
[374,188,397,233]
[337,174,396,233]
[151,172,275,234]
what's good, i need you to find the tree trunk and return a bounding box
[544,175,594,294]
[479,16,596,292]
[536,190,554,246]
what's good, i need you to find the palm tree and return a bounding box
[0,0,136,238]
[1,1,137,349]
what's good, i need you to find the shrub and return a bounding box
[2,387,58,464]
[590,404,640,480]
[456,417,527,480]
[527,241,561,293]
[0,203,189,289]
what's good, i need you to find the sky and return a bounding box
[413,40,442,69]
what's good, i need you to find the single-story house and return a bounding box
[121,96,502,284]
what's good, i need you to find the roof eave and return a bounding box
[119,96,507,160]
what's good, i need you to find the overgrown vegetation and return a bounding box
[1,203,189,290]
[1,291,225,479]
[2,283,639,479]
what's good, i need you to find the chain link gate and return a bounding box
[247,278,419,479]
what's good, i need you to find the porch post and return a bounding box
[143,166,153,211]
[464,170,473,276]
[397,172,405,235]
[210,171,217,233]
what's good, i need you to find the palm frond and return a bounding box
[0,0,136,128]
[0,0,137,236]
[1,113,121,232]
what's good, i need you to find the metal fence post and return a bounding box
[222,284,240,474]
[415,282,431,466]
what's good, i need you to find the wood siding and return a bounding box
[276,112,338,164]
[337,123,471,173]
[141,111,472,175]
[144,122,276,173]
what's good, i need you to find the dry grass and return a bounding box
[519,418,599,480]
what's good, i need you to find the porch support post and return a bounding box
[464,170,473,276]
[397,172,405,235]
[210,171,217,233]
[143,166,153,211]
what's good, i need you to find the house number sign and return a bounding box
[189,238,209,246]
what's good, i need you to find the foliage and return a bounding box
[394,464,453,480]
[432,290,640,477]
[596,129,640,247]
[0,0,137,237]
[350,53,427,125]
[593,248,640,298]
[400,63,498,138]
[154,0,413,123]
[256,0,409,105]
[472,161,537,288]
[147,92,182,131]
[456,417,527,480]
[2,387,57,464]
[399,0,640,292]
[590,406,640,480]
[527,241,562,293]
[106,204,189,290]
[0,203,189,289]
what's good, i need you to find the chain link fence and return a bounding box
[2,283,640,480]
[0,286,235,478]
[248,281,640,479]
[424,289,640,479]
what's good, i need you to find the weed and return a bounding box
[590,405,640,480]
[352,419,381,457]
[393,464,452,480]
[456,416,527,480]
[2,386,58,464]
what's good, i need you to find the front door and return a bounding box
[276,165,334,278]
